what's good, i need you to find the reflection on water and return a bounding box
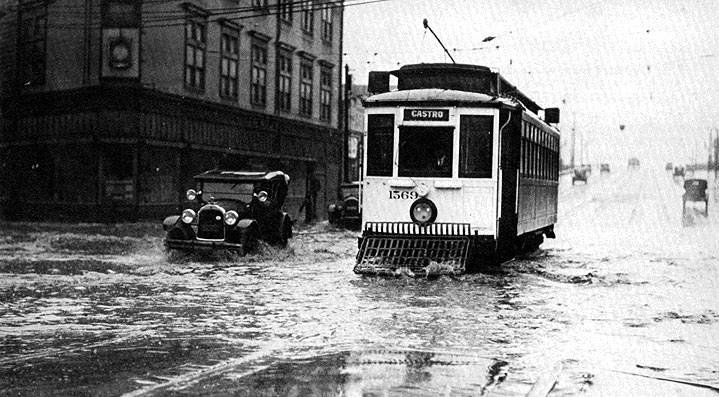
[174,349,503,397]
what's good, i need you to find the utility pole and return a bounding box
[714,128,718,182]
[343,65,351,183]
[709,129,713,176]
[570,113,576,169]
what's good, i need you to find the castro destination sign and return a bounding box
[403,109,450,122]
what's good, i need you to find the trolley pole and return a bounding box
[422,18,456,64]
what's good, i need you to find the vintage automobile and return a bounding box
[682,178,708,216]
[628,157,640,169]
[163,169,293,254]
[665,162,673,171]
[600,163,610,173]
[327,181,361,228]
[572,166,589,184]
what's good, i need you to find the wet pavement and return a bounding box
[1,167,718,396]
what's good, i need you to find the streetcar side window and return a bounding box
[398,126,453,178]
[459,115,493,178]
[366,114,394,176]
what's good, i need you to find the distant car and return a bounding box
[600,163,610,173]
[682,178,708,216]
[328,181,361,229]
[572,167,589,184]
[665,162,673,171]
[163,169,293,254]
[628,157,640,168]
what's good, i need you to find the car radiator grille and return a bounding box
[197,208,225,240]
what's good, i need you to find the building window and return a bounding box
[277,50,293,112]
[219,25,240,99]
[321,3,332,43]
[279,0,292,23]
[252,0,268,8]
[184,13,207,90]
[301,1,314,34]
[299,59,314,117]
[103,0,141,27]
[319,65,332,121]
[19,4,47,86]
[251,41,268,106]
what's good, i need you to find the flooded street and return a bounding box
[1,167,718,396]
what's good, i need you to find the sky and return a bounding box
[344,0,719,167]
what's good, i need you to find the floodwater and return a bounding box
[1,167,718,396]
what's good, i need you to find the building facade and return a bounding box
[0,0,344,221]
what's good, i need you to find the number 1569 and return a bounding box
[389,190,418,200]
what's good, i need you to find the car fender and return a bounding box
[165,221,195,241]
[163,215,180,231]
[236,218,258,230]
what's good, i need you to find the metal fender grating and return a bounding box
[364,222,472,236]
[354,235,471,276]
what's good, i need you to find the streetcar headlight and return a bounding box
[186,189,197,201]
[410,198,437,225]
[181,209,196,224]
[256,191,269,204]
[224,210,239,225]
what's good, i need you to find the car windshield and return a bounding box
[201,181,254,202]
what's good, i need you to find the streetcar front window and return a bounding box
[398,126,453,178]
[459,115,493,178]
[366,114,394,177]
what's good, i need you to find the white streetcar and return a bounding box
[355,63,560,275]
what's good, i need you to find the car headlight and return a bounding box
[256,191,269,205]
[224,210,238,225]
[181,209,196,224]
[186,189,197,201]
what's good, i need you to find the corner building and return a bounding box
[0,0,344,221]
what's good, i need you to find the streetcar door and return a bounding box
[496,110,519,260]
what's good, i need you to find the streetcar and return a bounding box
[355,63,560,275]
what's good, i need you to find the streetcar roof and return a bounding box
[364,88,520,108]
[384,63,543,113]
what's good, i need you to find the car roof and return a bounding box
[194,169,290,183]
